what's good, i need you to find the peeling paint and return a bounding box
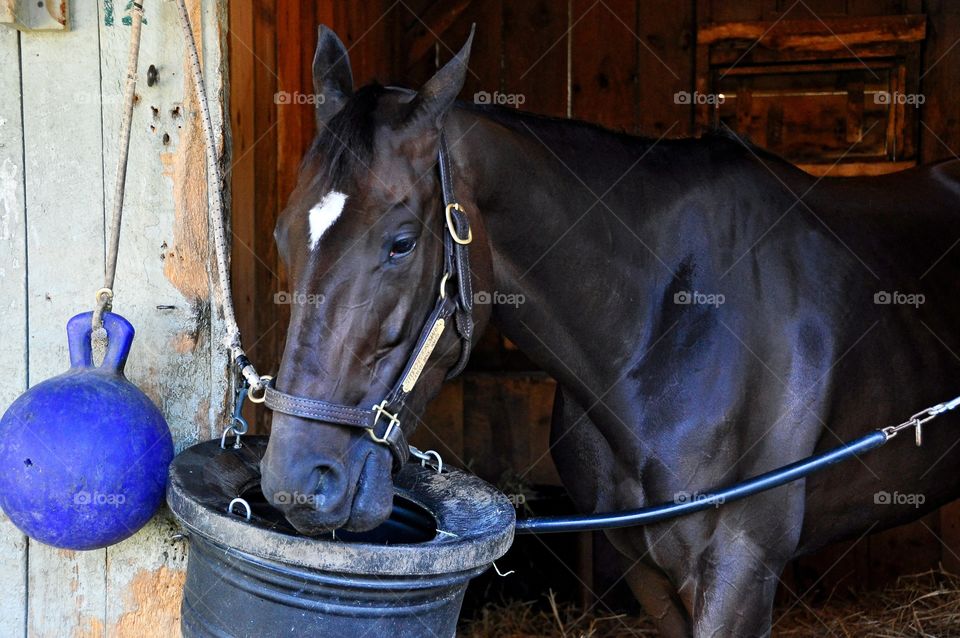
[158,0,212,302]
[72,616,104,638]
[111,567,185,638]
[103,0,148,27]
[170,331,197,353]
[159,111,209,300]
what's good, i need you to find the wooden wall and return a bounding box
[229,0,960,611]
[0,1,230,635]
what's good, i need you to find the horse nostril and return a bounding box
[309,463,348,510]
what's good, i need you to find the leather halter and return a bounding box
[264,134,475,471]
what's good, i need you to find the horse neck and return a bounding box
[446,106,660,402]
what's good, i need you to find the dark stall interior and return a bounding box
[228,0,960,631]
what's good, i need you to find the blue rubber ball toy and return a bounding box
[0,312,174,550]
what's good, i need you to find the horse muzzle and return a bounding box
[260,415,395,534]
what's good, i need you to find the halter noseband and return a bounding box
[263,134,475,470]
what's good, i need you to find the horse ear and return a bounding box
[313,25,354,129]
[404,25,475,131]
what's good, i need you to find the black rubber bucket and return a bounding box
[167,437,515,638]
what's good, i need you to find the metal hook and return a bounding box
[220,426,235,449]
[421,450,443,474]
[232,415,249,435]
[220,424,245,450]
[227,497,251,521]
[408,446,443,474]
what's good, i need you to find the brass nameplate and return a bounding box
[401,318,446,393]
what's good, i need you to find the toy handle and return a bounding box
[66,311,135,375]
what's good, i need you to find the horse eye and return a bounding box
[389,236,417,259]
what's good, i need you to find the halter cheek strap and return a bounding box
[264,134,474,471]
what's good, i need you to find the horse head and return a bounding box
[260,25,490,534]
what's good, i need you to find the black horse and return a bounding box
[260,26,960,636]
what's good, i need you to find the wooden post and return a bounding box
[0,1,230,634]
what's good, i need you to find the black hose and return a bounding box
[515,429,888,534]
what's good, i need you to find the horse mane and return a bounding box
[456,99,785,165]
[300,81,786,184]
[458,100,663,150]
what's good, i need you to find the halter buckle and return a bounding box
[369,400,400,445]
[445,203,473,245]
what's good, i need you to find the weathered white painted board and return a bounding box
[2,0,229,633]
[97,0,228,632]
[0,24,29,638]
[20,0,109,634]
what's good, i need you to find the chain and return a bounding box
[881,395,960,446]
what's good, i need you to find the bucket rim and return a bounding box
[167,437,515,576]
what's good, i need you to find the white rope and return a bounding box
[92,0,146,331]
[172,0,262,390]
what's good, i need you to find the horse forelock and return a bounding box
[307,82,389,195]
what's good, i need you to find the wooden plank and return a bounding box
[637,1,695,137]
[249,0,280,432]
[919,0,960,164]
[332,1,390,87]
[229,0,257,384]
[228,0,279,433]
[848,0,921,16]
[405,0,473,69]
[99,0,229,632]
[501,0,568,118]
[0,24,28,638]
[570,0,637,132]
[697,14,927,49]
[704,0,768,23]
[397,2,441,88]
[795,160,915,176]
[413,379,465,466]
[20,0,107,634]
[276,1,307,220]
[462,374,559,487]
[442,0,502,106]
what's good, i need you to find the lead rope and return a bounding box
[172,0,264,397]
[172,0,260,523]
[92,1,145,332]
